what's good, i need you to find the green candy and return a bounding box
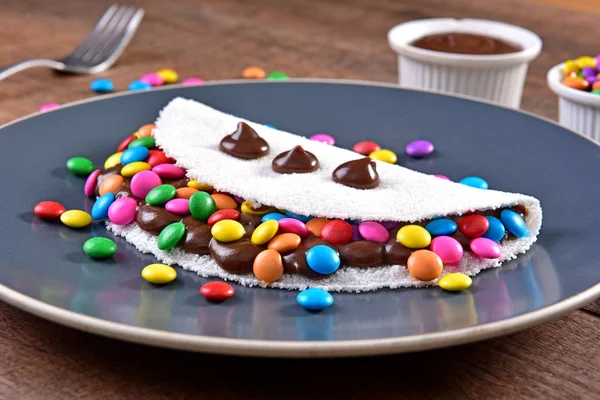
[145,184,176,206]
[592,90,600,95]
[189,191,217,221]
[158,222,186,251]
[66,157,95,176]
[266,71,288,80]
[83,237,117,258]
[128,137,156,149]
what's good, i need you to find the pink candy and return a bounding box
[108,197,137,225]
[130,170,162,199]
[40,103,60,112]
[309,133,335,145]
[470,237,502,259]
[358,221,389,243]
[434,175,451,181]
[84,169,101,197]
[278,218,308,237]
[165,198,190,215]
[183,77,204,85]
[152,163,186,179]
[430,236,463,263]
[140,73,164,87]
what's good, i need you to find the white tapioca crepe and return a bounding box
[107,97,543,292]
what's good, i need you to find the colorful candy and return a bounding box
[284,210,312,223]
[369,149,397,164]
[353,141,381,156]
[66,157,95,176]
[500,209,529,238]
[142,263,177,284]
[266,71,289,80]
[306,245,340,275]
[207,209,241,226]
[147,150,174,167]
[129,80,152,90]
[175,187,198,199]
[83,237,117,258]
[306,217,329,237]
[562,76,589,91]
[268,233,301,252]
[560,55,599,92]
[121,161,151,177]
[358,221,389,243]
[309,133,335,145]
[438,273,472,291]
[99,175,124,196]
[407,250,443,281]
[140,73,164,87]
[84,169,101,197]
[425,218,457,236]
[211,220,245,242]
[459,176,488,189]
[117,135,137,152]
[429,236,463,263]
[34,201,66,220]
[151,164,184,179]
[60,210,92,228]
[241,201,270,215]
[156,69,179,84]
[165,198,191,215]
[320,220,353,245]
[137,124,155,138]
[396,225,431,249]
[40,103,60,112]
[242,66,266,79]
[278,218,309,237]
[262,212,287,222]
[187,180,213,191]
[120,146,149,165]
[296,288,334,311]
[200,281,235,301]
[182,77,204,85]
[405,139,434,158]
[482,216,506,242]
[130,170,162,199]
[90,79,114,93]
[158,222,186,250]
[211,194,238,210]
[107,197,137,225]
[104,152,122,169]
[189,191,218,221]
[253,249,284,283]
[251,220,279,245]
[470,237,502,259]
[128,136,156,149]
[457,214,489,238]
[91,193,115,220]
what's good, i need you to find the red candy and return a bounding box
[146,150,176,167]
[207,209,241,226]
[34,201,66,220]
[457,215,489,238]
[200,281,235,301]
[353,141,381,156]
[117,135,137,152]
[320,220,353,245]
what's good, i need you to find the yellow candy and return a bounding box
[251,220,279,245]
[156,69,179,84]
[438,273,472,291]
[396,225,431,249]
[187,180,214,191]
[142,263,177,284]
[241,200,270,215]
[121,161,151,177]
[60,210,92,228]
[369,149,397,164]
[575,56,596,69]
[133,131,141,138]
[561,59,579,75]
[211,220,245,242]
[104,152,123,169]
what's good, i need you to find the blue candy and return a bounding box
[261,212,287,222]
[425,218,457,236]
[459,176,489,190]
[482,216,506,242]
[90,79,114,93]
[296,288,334,311]
[120,146,149,165]
[129,80,151,91]
[306,245,340,275]
[264,124,276,129]
[91,193,115,220]
[285,210,313,223]
[500,210,529,238]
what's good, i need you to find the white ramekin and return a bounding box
[388,18,542,108]
[547,63,600,141]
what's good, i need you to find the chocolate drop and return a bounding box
[209,238,264,274]
[332,157,379,189]
[135,203,182,235]
[272,145,319,174]
[219,122,269,159]
[181,216,212,255]
[338,241,385,268]
[384,241,413,265]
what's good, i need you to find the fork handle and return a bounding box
[0,59,65,81]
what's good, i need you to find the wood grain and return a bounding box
[0,0,599,398]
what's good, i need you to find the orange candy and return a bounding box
[593,81,600,90]
[138,124,155,138]
[562,76,589,91]
[176,187,199,199]
[99,175,124,196]
[242,66,266,79]
[268,233,301,253]
[407,250,443,281]
[253,249,283,283]
[306,217,330,237]
[211,194,238,210]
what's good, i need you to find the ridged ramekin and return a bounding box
[547,63,600,141]
[387,18,542,108]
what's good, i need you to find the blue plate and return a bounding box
[0,80,599,357]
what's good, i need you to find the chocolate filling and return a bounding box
[410,32,521,55]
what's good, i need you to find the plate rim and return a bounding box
[2,78,599,357]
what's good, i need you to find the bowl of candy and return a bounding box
[547,56,600,141]
[387,18,542,109]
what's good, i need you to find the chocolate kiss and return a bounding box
[332,157,379,189]
[272,145,319,174]
[219,122,269,159]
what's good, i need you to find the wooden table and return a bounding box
[1,0,599,397]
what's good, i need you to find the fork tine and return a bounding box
[69,3,121,58]
[87,6,137,63]
[88,8,144,66]
[79,5,132,61]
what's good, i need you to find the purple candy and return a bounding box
[405,140,434,158]
[309,133,335,145]
[378,220,398,230]
[233,195,245,205]
[351,224,363,241]
[582,66,598,78]
[585,76,598,86]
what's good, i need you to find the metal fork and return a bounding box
[0,4,144,81]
